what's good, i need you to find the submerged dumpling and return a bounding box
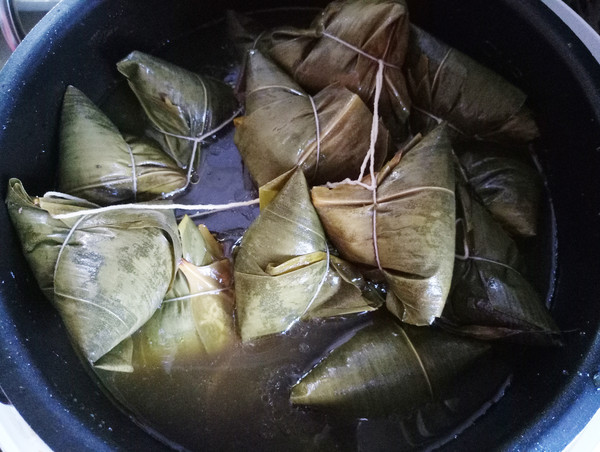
[291,314,490,417]
[438,184,559,345]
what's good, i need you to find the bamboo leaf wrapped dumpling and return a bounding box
[117,51,240,171]
[234,169,382,342]
[405,25,539,143]
[109,216,237,372]
[234,50,391,187]
[455,141,542,237]
[311,124,456,325]
[267,0,411,140]
[290,314,490,418]
[5,179,181,364]
[438,184,559,344]
[59,86,187,205]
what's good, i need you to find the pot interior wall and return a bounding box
[0,0,599,450]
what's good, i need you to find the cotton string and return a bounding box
[43,191,92,202]
[306,94,322,177]
[455,218,523,273]
[321,31,401,70]
[50,198,260,220]
[154,107,244,198]
[163,287,231,303]
[316,31,397,270]
[53,214,89,295]
[325,59,386,270]
[125,142,138,202]
[155,107,244,144]
[368,60,385,270]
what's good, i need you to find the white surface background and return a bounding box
[0,402,52,452]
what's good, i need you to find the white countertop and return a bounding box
[0,402,51,452]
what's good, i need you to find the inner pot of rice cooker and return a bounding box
[0,0,599,450]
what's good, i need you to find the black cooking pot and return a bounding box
[1,0,600,450]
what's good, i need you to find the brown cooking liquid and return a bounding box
[94,8,554,452]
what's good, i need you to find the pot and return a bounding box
[1,0,600,450]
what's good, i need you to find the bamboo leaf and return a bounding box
[88,216,236,372]
[234,169,380,342]
[117,51,239,169]
[455,141,542,237]
[59,86,187,205]
[5,179,181,364]
[234,50,390,187]
[312,124,456,325]
[131,258,236,370]
[439,184,559,344]
[405,25,539,143]
[291,314,490,417]
[268,0,412,140]
[258,168,296,210]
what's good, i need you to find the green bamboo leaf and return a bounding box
[267,0,412,140]
[178,215,213,266]
[234,169,380,342]
[5,179,181,364]
[405,25,539,143]
[304,255,385,318]
[94,338,134,373]
[355,350,511,450]
[132,258,236,369]
[117,51,239,169]
[234,50,391,187]
[97,216,237,372]
[58,86,187,205]
[312,124,456,325]
[456,141,542,237]
[290,314,490,417]
[226,10,266,58]
[439,184,559,344]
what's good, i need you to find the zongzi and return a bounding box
[5,179,181,364]
[102,216,237,372]
[59,86,188,205]
[267,0,411,140]
[405,25,539,143]
[117,51,240,171]
[234,169,382,342]
[290,314,490,418]
[311,123,456,325]
[455,141,542,237]
[234,50,391,187]
[438,184,559,344]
